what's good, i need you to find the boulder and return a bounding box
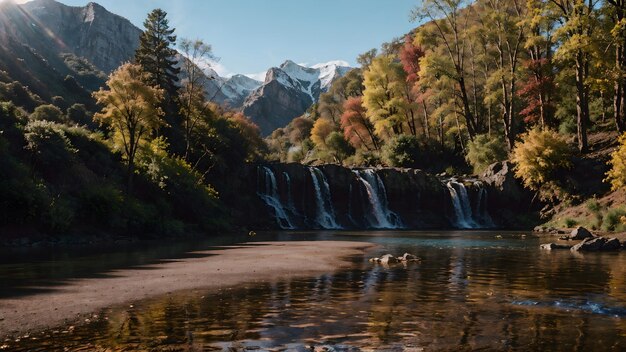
[569,227,594,240]
[379,254,398,265]
[603,238,622,251]
[398,253,420,262]
[540,243,572,250]
[571,237,622,252]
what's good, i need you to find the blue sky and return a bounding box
[55,0,417,79]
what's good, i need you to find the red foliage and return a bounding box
[517,58,554,125]
[399,35,424,85]
[340,96,377,150]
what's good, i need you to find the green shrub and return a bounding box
[30,104,67,123]
[24,120,76,173]
[382,135,421,168]
[602,208,626,232]
[564,218,578,228]
[466,134,508,174]
[585,198,601,213]
[559,116,577,135]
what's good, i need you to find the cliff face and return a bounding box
[21,0,140,73]
[242,162,536,231]
[243,68,314,136]
[242,61,352,136]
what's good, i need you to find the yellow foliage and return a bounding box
[93,63,164,166]
[511,128,572,191]
[310,118,335,148]
[605,133,626,191]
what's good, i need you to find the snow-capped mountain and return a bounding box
[242,60,353,136]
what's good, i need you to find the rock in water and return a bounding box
[569,227,594,240]
[398,253,420,262]
[571,237,622,252]
[540,243,572,250]
[602,238,622,251]
[379,254,398,265]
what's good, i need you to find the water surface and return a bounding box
[2,231,625,351]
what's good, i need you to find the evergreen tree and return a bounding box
[135,9,180,100]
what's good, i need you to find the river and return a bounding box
[2,231,625,351]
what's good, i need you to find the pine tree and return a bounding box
[135,9,180,100]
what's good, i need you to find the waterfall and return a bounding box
[309,167,341,229]
[446,180,495,229]
[353,169,402,229]
[446,181,477,229]
[282,172,299,217]
[257,166,294,229]
[474,182,495,227]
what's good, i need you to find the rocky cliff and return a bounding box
[243,162,538,230]
[243,61,352,136]
[19,0,140,73]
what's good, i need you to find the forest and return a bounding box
[2,0,626,240]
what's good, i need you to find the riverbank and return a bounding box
[0,240,375,338]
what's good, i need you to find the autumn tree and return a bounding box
[605,0,626,132]
[413,0,480,139]
[480,0,526,150]
[549,0,599,152]
[311,118,336,149]
[340,96,379,151]
[93,63,164,192]
[363,55,419,140]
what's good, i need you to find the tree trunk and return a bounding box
[575,50,589,152]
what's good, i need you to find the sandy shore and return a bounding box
[0,241,375,337]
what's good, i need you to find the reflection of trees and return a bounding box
[12,245,626,350]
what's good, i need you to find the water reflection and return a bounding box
[4,231,626,351]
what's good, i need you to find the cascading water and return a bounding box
[446,180,494,229]
[474,182,495,227]
[309,167,341,229]
[282,172,299,217]
[446,181,477,229]
[353,169,403,229]
[257,166,294,229]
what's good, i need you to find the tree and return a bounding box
[605,132,626,190]
[466,134,508,173]
[363,55,418,140]
[413,0,480,139]
[325,132,354,163]
[178,38,214,159]
[549,0,599,152]
[135,9,180,100]
[93,63,164,192]
[480,0,526,150]
[605,0,626,132]
[311,118,336,149]
[357,48,378,68]
[340,96,379,151]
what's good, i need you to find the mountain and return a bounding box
[0,0,350,135]
[0,0,139,108]
[243,60,352,136]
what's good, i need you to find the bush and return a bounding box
[382,135,421,168]
[30,104,66,123]
[602,207,626,232]
[24,120,77,174]
[512,128,573,199]
[325,131,354,163]
[585,198,601,213]
[606,133,626,191]
[466,134,508,174]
